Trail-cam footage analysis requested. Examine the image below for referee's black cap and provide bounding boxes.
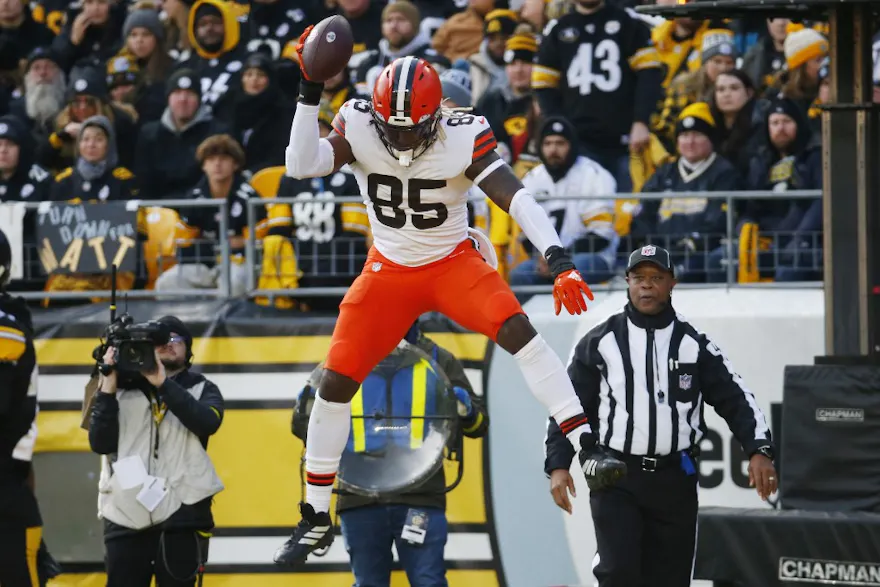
[626,244,675,277]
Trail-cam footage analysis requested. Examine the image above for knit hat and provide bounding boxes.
[0,115,27,146]
[540,116,577,144]
[26,46,61,71]
[68,67,107,101]
[123,9,165,42]
[767,95,802,123]
[701,29,736,62]
[166,68,201,100]
[504,28,538,64]
[784,29,829,70]
[243,51,276,84]
[484,9,519,37]
[194,2,222,24]
[157,315,193,364]
[106,54,142,89]
[676,102,716,141]
[440,67,472,108]
[382,1,420,31]
[79,115,118,170]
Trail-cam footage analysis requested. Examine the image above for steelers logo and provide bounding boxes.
[178,76,192,89]
[0,123,8,135]
[326,31,336,43]
[74,78,88,92]
[410,515,424,527]
[683,117,695,128]
[552,122,564,133]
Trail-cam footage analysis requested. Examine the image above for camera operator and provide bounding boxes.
[88,316,224,587]
[0,227,44,587]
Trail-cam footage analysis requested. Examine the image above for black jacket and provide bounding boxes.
[89,369,224,540]
[544,302,773,475]
[744,102,822,234]
[50,4,126,73]
[230,82,294,174]
[51,165,137,203]
[134,107,229,201]
[0,295,41,529]
[631,153,743,251]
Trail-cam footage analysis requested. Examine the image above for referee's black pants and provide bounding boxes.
[0,526,41,586]
[105,528,209,587]
[590,458,698,587]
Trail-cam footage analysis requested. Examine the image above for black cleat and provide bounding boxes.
[273,503,334,566]
[578,433,627,491]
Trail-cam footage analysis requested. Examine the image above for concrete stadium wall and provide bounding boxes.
[487,288,825,587]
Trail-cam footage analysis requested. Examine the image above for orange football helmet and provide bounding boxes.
[371,56,443,161]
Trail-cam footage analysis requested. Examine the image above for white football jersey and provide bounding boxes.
[522,155,620,267]
[333,98,498,266]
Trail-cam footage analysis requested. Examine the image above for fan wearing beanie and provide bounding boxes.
[355,1,450,95]
[652,29,736,152]
[632,102,743,283]
[764,28,829,114]
[477,25,538,163]
[178,0,248,118]
[508,116,619,288]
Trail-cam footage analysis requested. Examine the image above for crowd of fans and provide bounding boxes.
[0,0,845,306]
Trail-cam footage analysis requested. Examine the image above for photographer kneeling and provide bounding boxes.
[88,316,224,587]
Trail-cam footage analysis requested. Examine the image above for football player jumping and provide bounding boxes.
[275,26,601,566]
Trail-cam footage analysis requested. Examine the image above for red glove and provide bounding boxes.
[553,269,594,316]
[294,25,314,80]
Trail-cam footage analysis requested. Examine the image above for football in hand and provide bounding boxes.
[300,15,354,83]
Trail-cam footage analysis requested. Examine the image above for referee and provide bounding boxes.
[544,244,777,587]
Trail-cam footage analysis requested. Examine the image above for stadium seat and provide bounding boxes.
[249,166,293,241]
[250,166,299,309]
[142,207,199,290]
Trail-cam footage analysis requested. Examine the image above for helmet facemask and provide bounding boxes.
[370,104,441,166]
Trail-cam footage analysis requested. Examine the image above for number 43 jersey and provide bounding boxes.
[533,6,659,150]
[333,98,498,267]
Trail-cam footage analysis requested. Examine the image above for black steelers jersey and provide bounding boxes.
[533,5,663,151]
[277,167,369,279]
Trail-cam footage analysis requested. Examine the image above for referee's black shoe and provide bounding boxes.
[578,433,627,491]
[273,503,334,566]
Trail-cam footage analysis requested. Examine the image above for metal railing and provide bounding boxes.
[8,189,823,302]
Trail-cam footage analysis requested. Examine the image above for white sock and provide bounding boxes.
[514,335,592,450]
[304,391,352,514]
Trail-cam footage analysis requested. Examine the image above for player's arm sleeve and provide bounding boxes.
[467,145,564,256]
[285,103,337,179]
[628,21,665,125]
[545,330,605,475]
[532,19,564,116]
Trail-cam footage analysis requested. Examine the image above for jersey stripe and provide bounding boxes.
[331,112,346,136]
[472,128,498,163]
[531,65,561,89]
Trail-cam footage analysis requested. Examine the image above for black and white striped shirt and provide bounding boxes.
[545,303,771,471]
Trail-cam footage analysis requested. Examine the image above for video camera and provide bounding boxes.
[90,264,170,378]
[93,314,170,375]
